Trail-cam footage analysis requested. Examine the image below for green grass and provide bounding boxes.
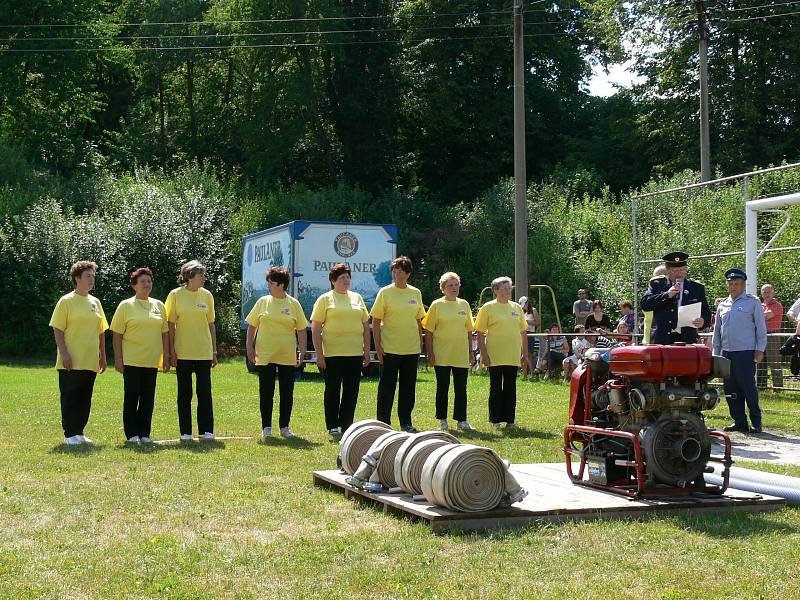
[1,360,800,599]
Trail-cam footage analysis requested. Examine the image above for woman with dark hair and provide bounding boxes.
[371,255,426,433]
[475,276,529,431]
[585,300,613,331]
[165,260,218,441]
[246,266,308,439]
[311,263,371,436]
[50,260,108,445]
[110,267,170,444]
[618,299,635,332]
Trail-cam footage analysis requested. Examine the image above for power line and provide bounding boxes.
[0,8,556,31]
[716,8,800,22]
[0,32,580,54]
[714,0,800,13]
[0,21,569,45]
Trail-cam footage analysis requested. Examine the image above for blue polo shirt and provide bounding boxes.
[712,293,767,354]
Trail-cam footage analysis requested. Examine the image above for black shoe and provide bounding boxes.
[748,426,763,434]
[723,423,747,432]
[401,424,418,434]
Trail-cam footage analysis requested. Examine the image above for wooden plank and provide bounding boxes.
[312,463,785,532]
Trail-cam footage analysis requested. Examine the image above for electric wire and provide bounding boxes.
[0,32,581,54]
[0,7,555,31]
[0,21,567,45]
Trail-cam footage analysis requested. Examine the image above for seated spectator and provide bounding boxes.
[585,328,615,349]
[612,321,633,344]
[585,300,612,331]
[536,323,569,378]
[618,300,635,332]
[562,325,588,379]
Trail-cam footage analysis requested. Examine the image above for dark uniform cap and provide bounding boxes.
[662,251,689,267]
[724,268,747,281]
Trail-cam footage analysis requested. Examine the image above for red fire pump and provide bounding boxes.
[564,343,733,498]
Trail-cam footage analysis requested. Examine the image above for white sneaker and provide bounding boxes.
[492,423,503,432]
[79,435,93,444]
[280,427,294,439]
[262,427,272,438]
[505,422,517,430]
[127,436,140,443]
[439,419,449,431]
[200,432,215,441]
[64,435,82,445]
[329,427,340,435]
[140,437,152,444]
[457,421,474,431]
[180,434,194,442]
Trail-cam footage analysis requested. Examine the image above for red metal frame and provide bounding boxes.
[563,352,733,498]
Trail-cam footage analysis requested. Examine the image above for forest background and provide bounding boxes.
[2,0,800,357]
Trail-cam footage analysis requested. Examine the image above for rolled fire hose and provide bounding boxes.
[706,464,800,506]
[394,431,459,494]
[399,439,454,495]
[338,419,393,475]
[420,444,528,512]
[346,430,409,489]
[375,432,412,488]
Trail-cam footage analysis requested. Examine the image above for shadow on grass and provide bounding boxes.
[503,426,558,440]
[258,436,322,450]
[154,440,228,453]
[673,511,799,538]
[49,443,106,455]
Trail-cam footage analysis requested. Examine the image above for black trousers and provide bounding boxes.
[323,356,362,431]
[434,366,468,421]
[122,366,158,439]
[488,365,518,424]
[257,363,296,429]
[58,369,97,438]
[376,353,418,427]
[176,359,214,435]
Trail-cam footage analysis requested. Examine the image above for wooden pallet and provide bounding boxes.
[313,462,785,533]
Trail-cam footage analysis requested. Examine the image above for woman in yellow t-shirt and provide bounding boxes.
[165,260,218,441]
[110,268,170,444]
[423,272,475,432]
[246,266,308,440]
[370,256,425,433]
[474,276,529,431]
[311,263,371,436]
[49,260,109,446]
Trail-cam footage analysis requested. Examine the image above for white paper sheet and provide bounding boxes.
[675,301,702,330]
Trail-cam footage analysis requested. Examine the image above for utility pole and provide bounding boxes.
[513,0,529,300]
[697,0,711,182]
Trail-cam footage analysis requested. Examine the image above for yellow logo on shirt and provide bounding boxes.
[197,303,208,309]
[511,311,519,317]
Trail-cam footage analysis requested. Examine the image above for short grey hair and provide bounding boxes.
[439,271,461,291]
[490,276,513,291]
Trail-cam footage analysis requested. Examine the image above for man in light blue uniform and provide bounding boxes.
[712,268,767,433]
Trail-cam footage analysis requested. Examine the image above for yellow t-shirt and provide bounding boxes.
[474,300,527,367]
[246,294,308,366]
[165,287,215,360]
[49,291,109,371]
[310,290,369,357]
[110,296,169,369]
[422,297,475,368]
[370,284,425,355]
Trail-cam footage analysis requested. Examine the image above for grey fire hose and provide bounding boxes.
[346,430,410,490]
[376,432,413,488]
[338,420,393,475]
[394,431,459,494]
[420,444,528,512]
[707,464,800,506]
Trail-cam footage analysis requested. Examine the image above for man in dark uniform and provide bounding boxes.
[640,251,711,345]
